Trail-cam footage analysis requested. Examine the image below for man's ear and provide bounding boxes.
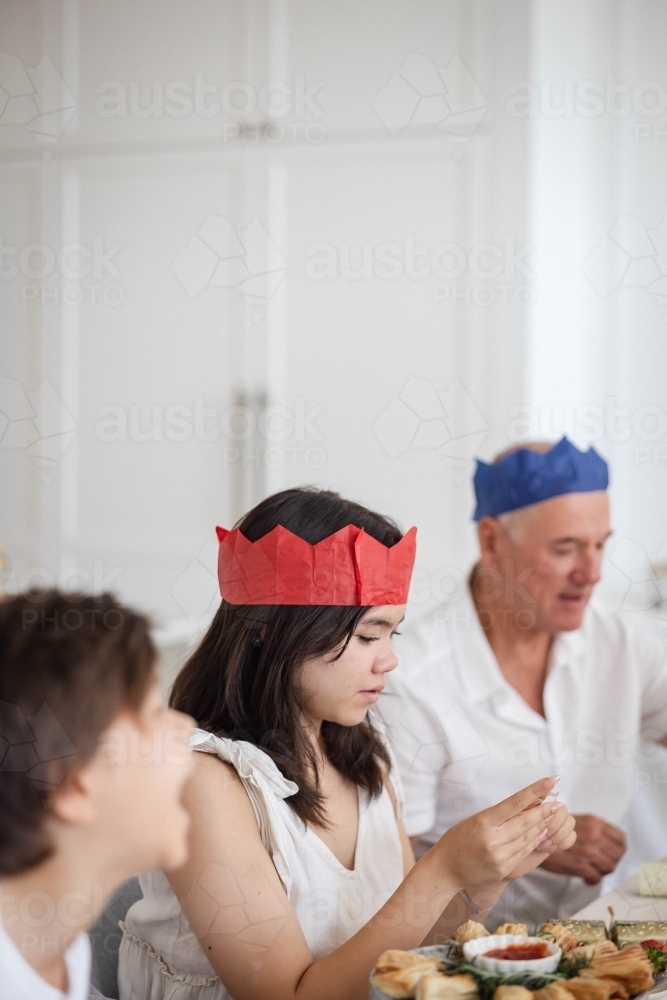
[477,516,502,566]
[50,760,98,827]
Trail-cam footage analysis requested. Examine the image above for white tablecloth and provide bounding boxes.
[574,863,667,922]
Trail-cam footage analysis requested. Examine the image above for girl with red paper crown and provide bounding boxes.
[118,488,575,1000]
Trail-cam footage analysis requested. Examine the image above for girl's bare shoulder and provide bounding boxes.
[186,748,253,815]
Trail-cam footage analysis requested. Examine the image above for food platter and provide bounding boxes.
[370,919,665,1000]
[370,944,459,1000]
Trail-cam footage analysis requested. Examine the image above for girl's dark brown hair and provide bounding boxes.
[170,487,405,827]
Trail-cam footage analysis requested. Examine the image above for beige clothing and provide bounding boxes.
[119,720,404,1000]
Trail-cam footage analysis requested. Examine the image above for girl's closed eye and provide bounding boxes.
[357,630,402,644]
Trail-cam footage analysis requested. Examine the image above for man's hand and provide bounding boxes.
[539,814,626,884]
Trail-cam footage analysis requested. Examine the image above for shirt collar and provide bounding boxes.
[550,616,588,665]
[452,576,589,706]
[451,583,508,704]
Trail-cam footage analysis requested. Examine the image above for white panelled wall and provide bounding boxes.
[2,0,667,883]
[0,0,536,626]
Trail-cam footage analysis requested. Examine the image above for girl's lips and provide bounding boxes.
[359,689,382,703]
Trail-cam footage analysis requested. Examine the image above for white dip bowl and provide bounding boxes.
[462,935,562,974]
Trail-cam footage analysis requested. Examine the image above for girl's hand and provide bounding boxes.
[435,777,562,889]
[505,801,577,879]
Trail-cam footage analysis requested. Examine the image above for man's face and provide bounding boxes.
[478,491,611,632]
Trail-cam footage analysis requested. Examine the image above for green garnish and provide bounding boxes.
[642,945,667,975]
[557,953,592,977]
[453,962,581,1000]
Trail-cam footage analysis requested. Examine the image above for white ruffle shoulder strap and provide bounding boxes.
[189,728,298,892]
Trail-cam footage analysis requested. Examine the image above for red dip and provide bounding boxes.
[483,943,550,961]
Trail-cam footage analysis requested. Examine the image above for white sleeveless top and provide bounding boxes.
[118,719,405,1000]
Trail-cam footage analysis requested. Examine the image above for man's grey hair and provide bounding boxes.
[497,506,538,543]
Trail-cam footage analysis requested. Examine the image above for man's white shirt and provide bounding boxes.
[380,583,667,928]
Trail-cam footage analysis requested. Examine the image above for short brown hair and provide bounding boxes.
[0,590,156,876]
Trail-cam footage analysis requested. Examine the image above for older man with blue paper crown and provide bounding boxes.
[381,437,667,927]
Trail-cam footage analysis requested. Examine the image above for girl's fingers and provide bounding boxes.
[550,822,577,853]
[559,830,577,852]
[475,778,574,879]
[496,800,556,845]
[503,826,551,872]
[487,778,558,825]
[544,803,569,836]
[547,810,576,845]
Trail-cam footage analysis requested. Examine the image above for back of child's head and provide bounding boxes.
[0,589,156,877]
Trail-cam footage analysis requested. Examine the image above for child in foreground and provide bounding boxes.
[0,590,194,1000]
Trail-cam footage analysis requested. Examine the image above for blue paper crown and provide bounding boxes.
[473,436,609,521]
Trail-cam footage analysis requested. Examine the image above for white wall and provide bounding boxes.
[1,0,667,626]
[0,0,535,627]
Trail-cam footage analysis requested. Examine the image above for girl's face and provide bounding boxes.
[296,605,405,729]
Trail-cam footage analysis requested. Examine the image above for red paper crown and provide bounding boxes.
[215,523,417,605]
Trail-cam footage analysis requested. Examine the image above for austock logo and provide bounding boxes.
[373,377,488,482]
[0,235,125,307]
[602,536,665,618]
[0,53,76,142]
[380,687,488,793]
[183,862,286,969]
[171,539,219,622]
[583,214,667,307]
[0,702,75,790]
[0,376,76,482]
[373,54,488,140]
[171,216,287,302]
